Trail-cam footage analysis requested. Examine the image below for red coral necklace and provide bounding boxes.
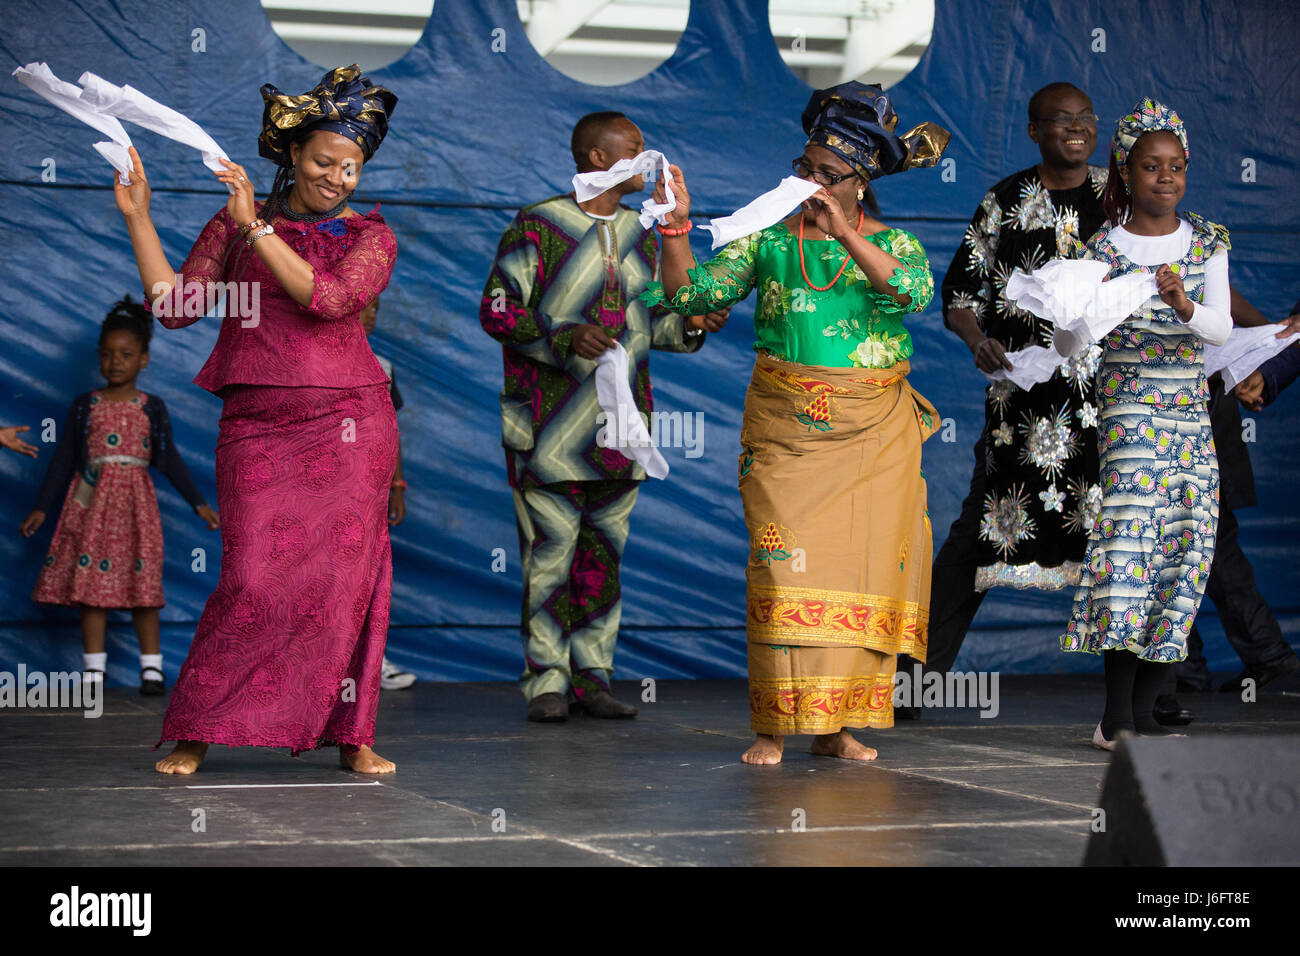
[799,209,864,291]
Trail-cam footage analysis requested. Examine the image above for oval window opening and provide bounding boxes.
[518,0,688,86]
[769,0,935,89]
[261,0,435,72]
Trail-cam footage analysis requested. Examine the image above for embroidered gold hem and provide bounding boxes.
[749,673,896,734]
[747,583,928,657]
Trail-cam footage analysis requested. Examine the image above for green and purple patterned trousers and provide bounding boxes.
[513,479,640,701]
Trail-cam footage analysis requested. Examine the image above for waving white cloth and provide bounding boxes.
[77,71,229,176]
[992,259,1159,389]
[573,149,676,229]
[985,345,1069,390]
[1204,324,1300,391]
[1005,259,1157,345]
[593,342,669,479]
[13,62,134,184]
[701,176,821,249]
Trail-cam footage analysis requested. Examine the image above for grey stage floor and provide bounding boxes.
[2,676,1297,866]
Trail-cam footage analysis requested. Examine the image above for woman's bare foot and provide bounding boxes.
[810,730,877,761]
[741,734,784,765]
[339,744,396,774]
[155,740,208,774]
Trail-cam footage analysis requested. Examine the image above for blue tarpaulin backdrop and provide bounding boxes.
[2,0,1297,686]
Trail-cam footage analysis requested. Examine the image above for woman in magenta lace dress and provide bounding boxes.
[114,65,401,774]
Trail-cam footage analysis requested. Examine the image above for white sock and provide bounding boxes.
[140,653,163,676]
[83,652,107,673]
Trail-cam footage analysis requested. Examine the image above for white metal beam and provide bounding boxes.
[839,5,934,82]
[524,0,614,56]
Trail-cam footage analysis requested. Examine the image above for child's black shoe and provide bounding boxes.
[140,666,166,697]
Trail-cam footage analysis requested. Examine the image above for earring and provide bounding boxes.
[857,188,864,200]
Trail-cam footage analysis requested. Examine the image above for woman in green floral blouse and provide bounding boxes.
[649,171,934,369]
[643,82,950,765]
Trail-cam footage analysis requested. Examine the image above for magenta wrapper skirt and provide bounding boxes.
[159,383,397,753]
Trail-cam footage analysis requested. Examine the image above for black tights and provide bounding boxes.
[1101,650,1173,738]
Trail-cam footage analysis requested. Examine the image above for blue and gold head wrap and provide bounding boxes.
[259,64,397,167]
[1112,97,1189,167]
[801,82,950,181]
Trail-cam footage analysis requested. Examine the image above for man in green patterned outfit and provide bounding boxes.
[479,112,726,722]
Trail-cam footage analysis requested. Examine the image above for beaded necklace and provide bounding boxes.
[798,209,864,291]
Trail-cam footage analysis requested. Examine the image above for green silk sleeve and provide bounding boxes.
[639,233,758,315]
[880,230,934,314]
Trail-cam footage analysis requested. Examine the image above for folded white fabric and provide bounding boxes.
[1204,323,1300,391]
[987,259,1158,390]
[985,344,1069,390]
[700,176,821,249]
[572,149,676,229]
[77,71,229,176]
[1005,258,1157,346]
[13,62,134,184]
[593,342,669,479]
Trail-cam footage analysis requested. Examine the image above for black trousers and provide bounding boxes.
[1176,501,1298,689]
[918,425,989,675]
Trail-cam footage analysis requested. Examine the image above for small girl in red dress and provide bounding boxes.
[20,297,220,694]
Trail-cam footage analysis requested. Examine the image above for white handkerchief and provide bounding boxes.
[1204,324,1300,391]
[985,344,1069,390]
[593,342,669,479]
[701,176,821,249]
[572,149,676,229]
[13,62,134,184]
[1005,259,1156,344]
[77,71,229,177]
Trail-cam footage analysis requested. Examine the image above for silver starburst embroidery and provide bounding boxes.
[963,224,993,277]
[987,379,1017,415]
[963,195,1002,277]
[1054,206,1080,257]
[1061,343,1102,395]
[1064,476,1105,533]
[992,421,1014,446]
[1019,246,1047,272]
[947,291,984,321]
[1076,402,1099,428]
[992,260,1036,325]
[980,484,1038,559]
[1007,180,1055,232]
[1038,483,1065,513]
[1017,405,1080,480]
[1088,165,1108,199]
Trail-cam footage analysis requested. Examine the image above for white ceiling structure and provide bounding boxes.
[261,0,933,88]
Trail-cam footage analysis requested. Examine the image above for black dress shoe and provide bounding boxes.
[140,667,166,697]
[1219,656,1300,694]
[1153,694,1194,726]
[527,692,567,722]
[574,689,638,718]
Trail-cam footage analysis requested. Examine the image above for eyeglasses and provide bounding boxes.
[1034,112,1100,128]
[791,158,857,186]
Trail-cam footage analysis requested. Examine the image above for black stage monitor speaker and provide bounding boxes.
[1085,735,1300,866]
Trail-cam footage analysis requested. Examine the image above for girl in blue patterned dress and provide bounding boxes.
[1060,100,1231,749]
